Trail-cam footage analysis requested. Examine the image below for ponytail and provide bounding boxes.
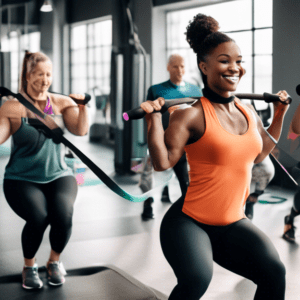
[19,51,51,93]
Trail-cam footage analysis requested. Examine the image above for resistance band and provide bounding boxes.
[123,92,297,187]
[0,87,172,202]
[258,196,287,204]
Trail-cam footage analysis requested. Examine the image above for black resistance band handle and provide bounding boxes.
[0,86,141,201]
[123,97,199,121]
[123,92,292,121]
[72,93,91,105]
[49,91,91,105]
[234,93,292,104]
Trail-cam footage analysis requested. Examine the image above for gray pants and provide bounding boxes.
[251,155,275,192]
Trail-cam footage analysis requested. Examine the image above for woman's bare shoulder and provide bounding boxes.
[0,98,26,118]
[169,99,204,129]
[49,92,73,104]
[171,99,203,120]
[48,93,76,113]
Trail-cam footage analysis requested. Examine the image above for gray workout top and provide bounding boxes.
[4,116,73,183]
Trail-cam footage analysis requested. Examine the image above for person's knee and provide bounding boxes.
[50,205,74,230]
[28,212,49,229]
[54,213,73,231]
[271,259,286,280]
[256,258,286,285]
[177,271,212,299]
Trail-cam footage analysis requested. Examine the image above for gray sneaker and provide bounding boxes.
[47,261,66,286]
[22,263,43,289]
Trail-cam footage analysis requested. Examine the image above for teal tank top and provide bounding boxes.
[4,97,73,183]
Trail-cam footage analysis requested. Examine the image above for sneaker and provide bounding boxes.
[282,215,296,243]
[141,197,154,220]
[47,261,67,286]
[22,263,43,289]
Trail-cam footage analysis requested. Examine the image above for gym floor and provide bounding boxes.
[0,132,300,299]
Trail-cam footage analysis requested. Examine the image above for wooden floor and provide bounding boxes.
[0,134,300,299]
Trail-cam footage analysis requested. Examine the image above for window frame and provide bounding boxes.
[69,15,112,96]
[165,0,273,95]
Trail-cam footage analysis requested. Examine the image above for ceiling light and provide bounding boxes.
[40,0,53,12]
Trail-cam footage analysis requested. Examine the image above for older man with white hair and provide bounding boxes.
[140,54,202,219]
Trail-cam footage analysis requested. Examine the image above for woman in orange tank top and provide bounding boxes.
[141,14,290,300]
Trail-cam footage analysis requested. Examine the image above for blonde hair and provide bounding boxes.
[19,50,51,93]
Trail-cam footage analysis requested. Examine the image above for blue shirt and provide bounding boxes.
[146,80,202,129]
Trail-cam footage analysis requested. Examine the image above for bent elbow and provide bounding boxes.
[154,166,165,172]
[79,130,88,136]
[254,155,264,164]
[75,126,89,136]
[254,158,261,164]
[153,163,171,172]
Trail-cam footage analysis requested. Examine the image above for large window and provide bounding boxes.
[1,31,40,93]
[166,0,273,108]
[70,18,112,95]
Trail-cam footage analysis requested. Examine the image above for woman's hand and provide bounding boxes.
[69,93,85,100]
[69,93,85,108]
[273,90,290,114]
[254,90,290,164]
[141,97,165,121]
[57,93,89,136]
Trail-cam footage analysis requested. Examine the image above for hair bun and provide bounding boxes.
[186,14,220,54]
[25,50,32,57]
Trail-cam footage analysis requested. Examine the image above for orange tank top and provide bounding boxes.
[182,97,263,226]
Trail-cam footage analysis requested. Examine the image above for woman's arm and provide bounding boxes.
[0,101,13,144]
[287,108,300,155]
[55,94,89,136]
[249,90,290,164]
[290,103,300,135]
[0,114,11,145]
[143,98,197,171]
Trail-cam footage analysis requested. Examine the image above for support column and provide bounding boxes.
[111,0,152,174]
[40,0,67,93]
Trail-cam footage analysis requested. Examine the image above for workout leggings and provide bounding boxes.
[251,155,275,192]
[160,197,286,300]
[3,176,78,259]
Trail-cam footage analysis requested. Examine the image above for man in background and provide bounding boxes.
[140,54,202,219]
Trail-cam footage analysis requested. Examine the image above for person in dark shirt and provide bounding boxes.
[140,54,202,219]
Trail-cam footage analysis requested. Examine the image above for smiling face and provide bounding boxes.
[167,55,185,85]
[26,61,52,94]
[199,41,245,98]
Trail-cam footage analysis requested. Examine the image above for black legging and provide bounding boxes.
[3,176,78,259]
[160,197,286,300]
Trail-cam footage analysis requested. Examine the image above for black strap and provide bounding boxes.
[12,91,151,202]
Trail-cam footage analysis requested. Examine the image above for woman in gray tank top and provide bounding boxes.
[0,51,89,289]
